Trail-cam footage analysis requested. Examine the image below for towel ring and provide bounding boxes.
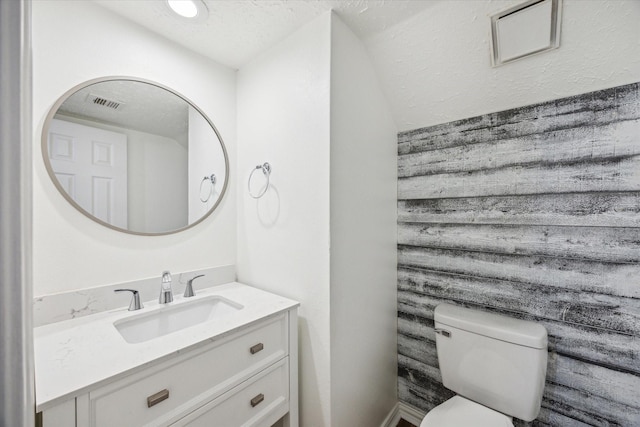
[248,162,271,199]
[200,174,216,203]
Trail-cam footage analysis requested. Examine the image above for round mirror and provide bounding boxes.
[42,77,229,235]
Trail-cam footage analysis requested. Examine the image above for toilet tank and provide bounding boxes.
[434,304,548,422]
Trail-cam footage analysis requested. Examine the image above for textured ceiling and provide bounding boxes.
[56,79,189,144]
[93,0,437,69]
[90,1,640,131]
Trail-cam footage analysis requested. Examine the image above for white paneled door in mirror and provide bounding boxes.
[48,119,128,229]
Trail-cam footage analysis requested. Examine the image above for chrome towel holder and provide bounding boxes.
[199,174,216,203]
[248,162,271,199]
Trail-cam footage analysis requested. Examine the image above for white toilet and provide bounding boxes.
[420,304,548,427]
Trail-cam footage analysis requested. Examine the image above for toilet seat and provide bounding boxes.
[420,396,514,427]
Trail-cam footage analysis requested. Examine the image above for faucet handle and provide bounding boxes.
[184,274,204,298]
[115,289,144,311]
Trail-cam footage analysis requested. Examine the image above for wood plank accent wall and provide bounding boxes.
[397,82,640,427]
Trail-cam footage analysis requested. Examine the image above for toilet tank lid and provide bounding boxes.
[434,304,547,349]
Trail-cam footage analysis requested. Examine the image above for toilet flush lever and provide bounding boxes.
[435,328,451,338]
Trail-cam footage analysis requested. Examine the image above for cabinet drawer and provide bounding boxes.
[172,357,289,427]
[90,314,287,427]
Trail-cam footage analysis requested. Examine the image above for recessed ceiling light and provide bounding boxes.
[166,0,208,20]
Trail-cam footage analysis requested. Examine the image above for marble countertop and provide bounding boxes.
[34,282,299,412]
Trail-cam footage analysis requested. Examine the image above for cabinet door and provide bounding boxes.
[40,399,75,427]
[173,357,289,427]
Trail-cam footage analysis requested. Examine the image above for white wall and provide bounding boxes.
[32,1,236,296]
[329,14,398,426]
[131,130,188,232]
[238,12,398,426]
[237,13,332,427]
[365,0,640,131]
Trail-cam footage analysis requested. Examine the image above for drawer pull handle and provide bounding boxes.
[147,389,169,408]
[250,343,264,354]
[251,393,264,407]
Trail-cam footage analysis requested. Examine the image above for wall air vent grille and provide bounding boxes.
[86,94,124,110]
[490,0,562,67]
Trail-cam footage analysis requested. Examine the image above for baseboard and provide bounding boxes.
[381,402,426,427]
[398,402,426,425]
[380,403,401,427]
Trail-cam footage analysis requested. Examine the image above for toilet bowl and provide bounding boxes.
[420,396,513,427]
[419,304,548,426]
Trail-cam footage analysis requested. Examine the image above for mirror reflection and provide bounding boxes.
[42,78,228,235]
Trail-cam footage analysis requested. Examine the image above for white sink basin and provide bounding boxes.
[114,296,243,344]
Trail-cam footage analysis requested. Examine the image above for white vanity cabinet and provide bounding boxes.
[36,284,299,427]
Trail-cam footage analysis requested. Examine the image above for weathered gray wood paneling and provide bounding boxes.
[398,83,639,147]
[399,156,640,200]
[397,82,640,426]
[542,382,640,427]
[399,267,640,334]
[398,246,640,299]
[398,120,640,179]
[398,223,640,263]
[398,193,640,227]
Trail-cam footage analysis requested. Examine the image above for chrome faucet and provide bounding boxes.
[159,271,174,304]
[184,274,204,298]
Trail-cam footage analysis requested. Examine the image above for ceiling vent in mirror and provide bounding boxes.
[86,94,124,110]
[490,0,562,67]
